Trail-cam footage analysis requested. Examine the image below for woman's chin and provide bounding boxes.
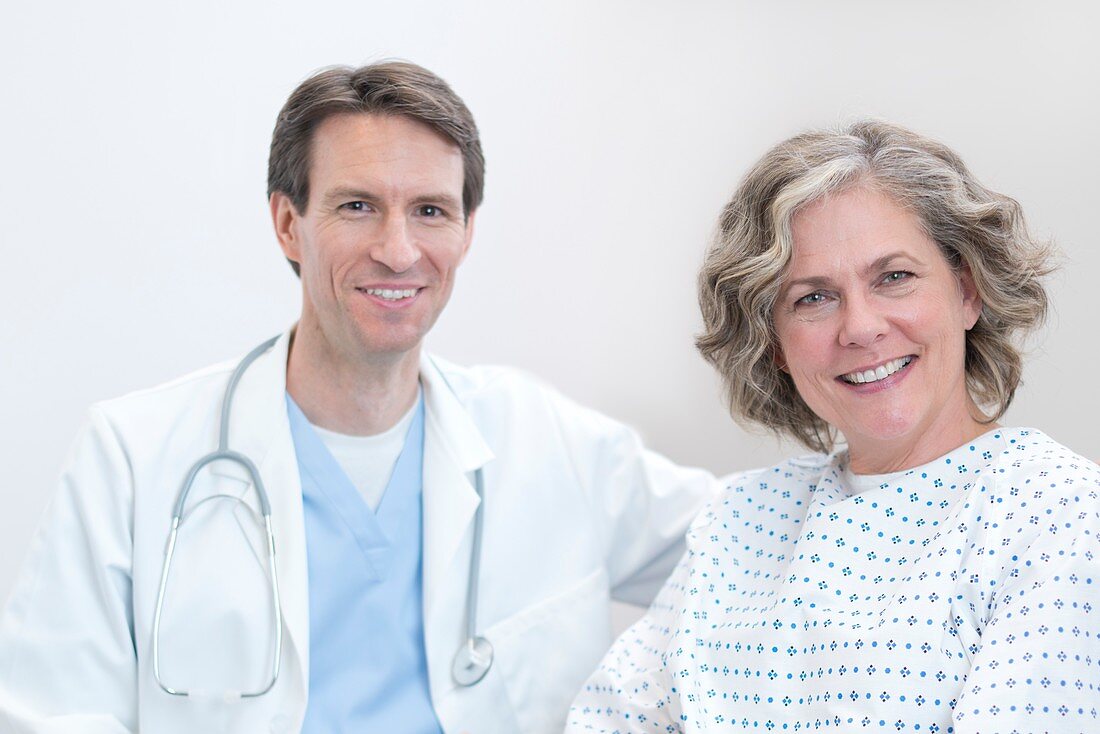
[842,415,932,466]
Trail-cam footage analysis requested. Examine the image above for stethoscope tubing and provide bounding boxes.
[152,336,283,699]
[152,336,490,700]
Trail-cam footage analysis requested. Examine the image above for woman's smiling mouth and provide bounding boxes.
[839,355,914,385]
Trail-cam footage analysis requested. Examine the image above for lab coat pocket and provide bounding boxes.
[488,567,611,734]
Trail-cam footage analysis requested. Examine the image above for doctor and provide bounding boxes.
[0,62,715,733]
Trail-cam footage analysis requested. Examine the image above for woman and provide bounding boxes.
[567,121,1099,733]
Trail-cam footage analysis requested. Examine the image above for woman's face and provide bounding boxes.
[773,186,985,473]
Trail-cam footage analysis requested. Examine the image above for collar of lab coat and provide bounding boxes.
[211,329,496,697]
[418,352,495,616]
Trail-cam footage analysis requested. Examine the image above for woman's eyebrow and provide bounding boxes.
[861,251,924,276]
[779,251,928,300]
[781,275,833,299]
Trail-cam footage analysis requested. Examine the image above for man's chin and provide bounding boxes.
[352,331,426,363]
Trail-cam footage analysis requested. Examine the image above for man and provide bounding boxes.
[0,62,714,733]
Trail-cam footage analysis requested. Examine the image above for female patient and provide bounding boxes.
[567,121,1099,733]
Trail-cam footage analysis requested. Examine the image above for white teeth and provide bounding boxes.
[842,356,912,385]
[363,288,417,300]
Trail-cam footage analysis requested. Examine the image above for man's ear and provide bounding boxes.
[957,263,983,330]
[458,208,477,265]
[270,192,303,265]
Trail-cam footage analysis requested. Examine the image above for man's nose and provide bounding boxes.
[370,215,422,273]
[838,293,889,348]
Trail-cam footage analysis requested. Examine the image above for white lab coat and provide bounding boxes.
[0,331,715,734]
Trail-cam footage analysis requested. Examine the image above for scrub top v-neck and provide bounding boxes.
[287,394,443,734]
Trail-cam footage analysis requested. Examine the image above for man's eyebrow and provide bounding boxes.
[410,192,462,210]
[322,187,378,204]
[320,188,462,211]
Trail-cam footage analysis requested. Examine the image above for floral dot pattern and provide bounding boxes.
[567,429,1100,734]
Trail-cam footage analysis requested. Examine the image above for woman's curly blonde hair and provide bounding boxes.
[697,120,1055,453]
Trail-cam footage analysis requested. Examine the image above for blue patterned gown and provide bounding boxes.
[568,429,1100,734]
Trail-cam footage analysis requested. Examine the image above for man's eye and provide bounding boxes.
[419,205,444,217]
[341,201,369,212]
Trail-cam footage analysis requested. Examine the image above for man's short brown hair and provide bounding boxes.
[267,61,484,274]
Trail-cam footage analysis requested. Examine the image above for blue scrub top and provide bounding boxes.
[287,395,443,734]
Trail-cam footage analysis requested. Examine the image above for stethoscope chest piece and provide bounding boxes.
[451,636,493,686]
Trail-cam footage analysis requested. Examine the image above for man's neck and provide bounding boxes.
[285,328,421,436]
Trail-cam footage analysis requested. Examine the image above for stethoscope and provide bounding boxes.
[152,336,493,700]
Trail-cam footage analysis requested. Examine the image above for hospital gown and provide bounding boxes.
[567,428,1100,733]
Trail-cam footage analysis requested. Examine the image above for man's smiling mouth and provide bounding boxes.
[358,287,419,301]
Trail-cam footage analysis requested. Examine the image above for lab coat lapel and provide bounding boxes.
[200,344,493,713]
[419,354,494,621]
[209,331,310,704]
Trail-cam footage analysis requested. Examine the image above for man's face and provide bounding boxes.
[272,113,473,363]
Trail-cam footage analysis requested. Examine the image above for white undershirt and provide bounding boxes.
[307,390,420,512]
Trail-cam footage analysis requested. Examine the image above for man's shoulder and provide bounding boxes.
[84,356,246,452]
[425,354,571,407]
[424,354,633,440]
[94,358,236,416]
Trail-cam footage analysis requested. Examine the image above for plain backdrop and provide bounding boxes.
[2,1,1097,633]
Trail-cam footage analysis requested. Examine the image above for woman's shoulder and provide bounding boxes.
[692,453,832,532]
[719,453,834,487]
[981,427,1100,545]
[987,427,1100,485]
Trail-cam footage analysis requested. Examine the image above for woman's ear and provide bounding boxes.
[773,346,789,374]
[957,264,983,330]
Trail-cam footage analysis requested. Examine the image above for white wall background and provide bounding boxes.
[2,1,1097,623]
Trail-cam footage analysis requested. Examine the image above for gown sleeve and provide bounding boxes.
[566,547,692,733]
[952,451,1100,732]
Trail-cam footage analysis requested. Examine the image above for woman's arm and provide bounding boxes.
[566,546,694,733]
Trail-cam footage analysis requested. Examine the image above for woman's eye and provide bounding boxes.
[882,271,913,284]
[795,292,827,307]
